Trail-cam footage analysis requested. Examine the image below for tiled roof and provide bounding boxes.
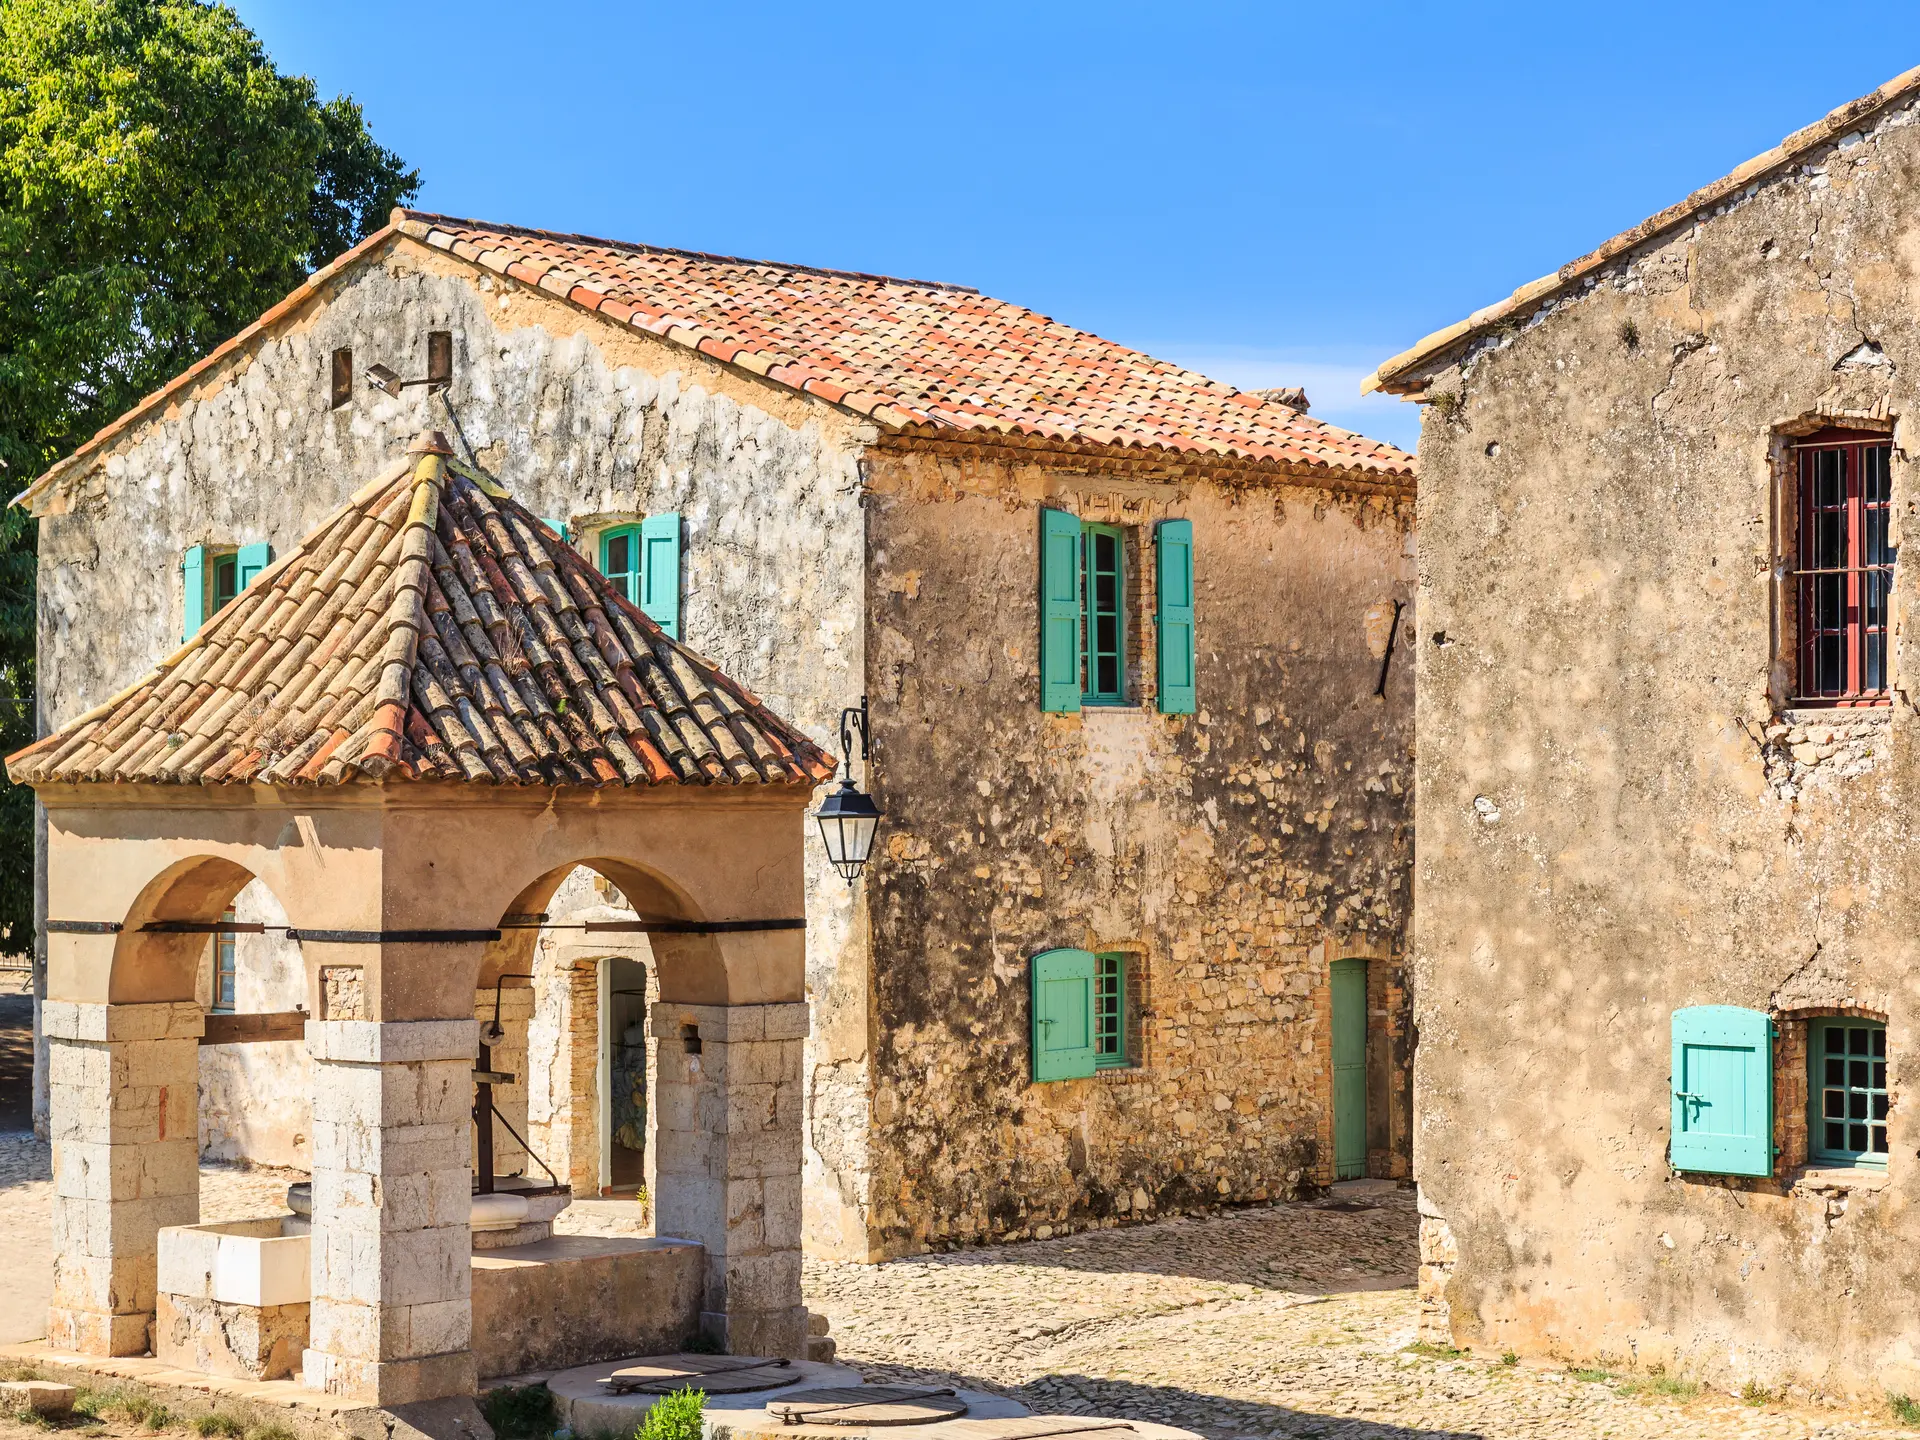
[7,432,835,790]
[1366,63,1920,396]
[395,211,1414,482]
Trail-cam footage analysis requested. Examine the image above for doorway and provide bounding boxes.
[600,955,649,1194]
[1330,957,1368,1180]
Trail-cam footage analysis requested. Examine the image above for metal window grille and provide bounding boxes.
[1080,524,1126,703]
[212,908,237,1014]
[1795,431,1894,705]
[1094,952,1128,1068]
[1810,1019,1888,1167]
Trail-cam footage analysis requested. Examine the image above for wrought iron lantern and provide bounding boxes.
[813,697,883,882]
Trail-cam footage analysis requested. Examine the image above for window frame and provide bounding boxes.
[1807,1016,1889,1169]
[211,908,237,1015]
[1793,428,1895,707]
[599,523,642,605]
[1079,521,1129,706]
[1093,952,1133,1069]
[211,552,240,616]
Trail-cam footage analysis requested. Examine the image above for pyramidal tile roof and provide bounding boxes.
[395,212,1414,483]
[7,432,836,790]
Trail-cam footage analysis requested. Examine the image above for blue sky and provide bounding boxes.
[236,2,1920,452]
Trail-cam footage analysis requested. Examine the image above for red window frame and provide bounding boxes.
[1794,428,1895,706]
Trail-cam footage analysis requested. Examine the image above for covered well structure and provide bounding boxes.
[9,431,833,1404]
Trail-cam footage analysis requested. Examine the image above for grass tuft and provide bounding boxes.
[636,1388,704,1440]
[1890,1392,1920,1427]
[247,1424,297,1440]
[1402,1341,1462,1360]
[1569,1367,1613,1384]
[192,1414,246,1438]
[1499,1351,1518,1367]
[1740,1381,1775,1407]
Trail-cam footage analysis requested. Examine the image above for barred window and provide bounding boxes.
[1795,430,1894,705]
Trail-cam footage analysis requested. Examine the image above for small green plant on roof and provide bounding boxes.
[192,1413,246,1438]
[637,1388,705,1440]
[479,1384,559,1440]
[1740,1380,1775,1407]
[1890,1392,1920,1427]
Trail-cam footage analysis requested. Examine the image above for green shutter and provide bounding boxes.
[182,545,207,640]
[542,516,570,544]
[1155,518,1195,714]
[235,541,271,592]
[1671,1005,1773,1177]
[1032,948,1097,1082]
[1039,509,1082,713]
[640,512,682,639]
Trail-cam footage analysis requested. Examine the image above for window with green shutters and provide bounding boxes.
[183,541,272,639]
[1670,1005,1774,1178]
[1031,948,1097,1081]
[1041,509,1194,714]
[1809,1018,1888,1167]
[598,515,683,639]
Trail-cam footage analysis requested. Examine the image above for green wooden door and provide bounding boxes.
[1331,958,1368,1180]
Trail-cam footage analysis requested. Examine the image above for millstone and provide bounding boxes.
[911,1421,1143,1440]
[600,1354,797,1395]
[768,1387,967,1426]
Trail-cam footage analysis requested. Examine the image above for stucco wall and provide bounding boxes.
[31,236,867,1188]
[856,446,1415,1256]
[1410,93,1920,1398]
[197,879,307,1169]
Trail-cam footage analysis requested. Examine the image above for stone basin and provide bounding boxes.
[156,1217,309,1307]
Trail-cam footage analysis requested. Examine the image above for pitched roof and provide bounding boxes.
[13,213,1414,508]
[1366,64,1920,396]
[397,211,1413,481]
[7,432,836,790]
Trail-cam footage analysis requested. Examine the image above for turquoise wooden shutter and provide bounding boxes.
[640,513,681,639]
[542,516,570,544]
[182,545,206,640]
[1039,509,1082,713]
[1155,518,1195,714]
[1671,1005,1773,1177]
[235,542,271,592]
[1031,948,1097,1082]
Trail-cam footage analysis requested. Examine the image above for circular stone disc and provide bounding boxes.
[769,1387,968,1427]
[912,1420,1196,1440]
[602,1354,798,1395]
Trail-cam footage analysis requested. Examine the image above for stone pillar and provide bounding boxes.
[652,1001,807,1359]
[43,999,203,1356]
[303,1019,476,1404]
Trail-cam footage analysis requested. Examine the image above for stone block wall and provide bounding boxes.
[849,449,1415,1256]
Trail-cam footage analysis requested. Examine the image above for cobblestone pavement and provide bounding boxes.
[799,1188,1919,1440]
[3,1141,1917,1438]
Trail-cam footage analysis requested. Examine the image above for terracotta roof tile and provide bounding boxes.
[393,212,1412,481]
[7,433,836,791]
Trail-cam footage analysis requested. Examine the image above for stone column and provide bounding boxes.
[651,1001,807,1359]
[303,1019,476,1404]
[43,1000,203,1356]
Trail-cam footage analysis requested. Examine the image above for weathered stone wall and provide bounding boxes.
[1409,92,1920,1399]
[856,447,1414,1256]
[31,235,869,1209]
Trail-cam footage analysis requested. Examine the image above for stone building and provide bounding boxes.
[1368,63,1920,1398]
[23,208,1417,1265]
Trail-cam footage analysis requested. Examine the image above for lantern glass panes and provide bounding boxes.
[814,778,882,881]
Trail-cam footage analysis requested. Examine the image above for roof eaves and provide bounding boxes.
[13,222,402,512]
[1365,62,1920,397]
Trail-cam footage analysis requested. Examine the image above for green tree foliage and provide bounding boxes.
[0,0,416,954]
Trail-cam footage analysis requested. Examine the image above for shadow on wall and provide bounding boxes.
[840,1362,1484,1440]
[881,1197,1418,1293]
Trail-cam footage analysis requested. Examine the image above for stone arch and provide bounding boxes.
[110,854,286,1004]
